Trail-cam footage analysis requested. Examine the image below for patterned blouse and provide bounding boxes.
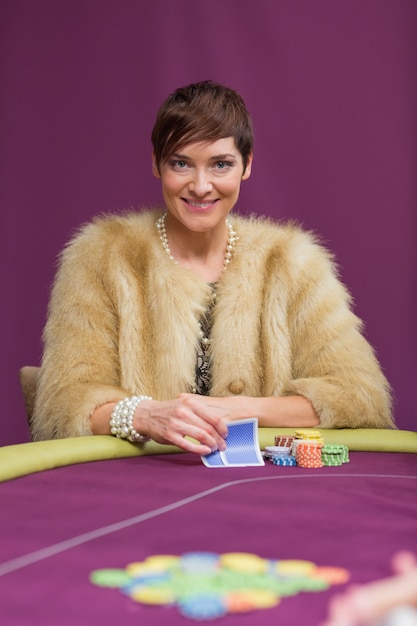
[194,284,217,395]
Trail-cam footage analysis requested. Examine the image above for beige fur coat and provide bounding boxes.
[32,210,394,439]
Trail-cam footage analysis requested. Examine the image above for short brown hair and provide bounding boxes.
[151,80,254,172]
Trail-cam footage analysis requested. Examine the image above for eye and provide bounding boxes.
[214,160,234,171]
[169,159,189,170]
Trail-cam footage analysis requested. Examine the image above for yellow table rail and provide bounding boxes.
[0,428,416,483]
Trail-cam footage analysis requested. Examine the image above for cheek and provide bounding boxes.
[160,174,181,195]
[221,176,242,197]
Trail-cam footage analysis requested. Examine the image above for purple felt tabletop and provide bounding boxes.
[1,451,416,625]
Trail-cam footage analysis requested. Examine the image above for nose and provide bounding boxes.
[189,169,213,196]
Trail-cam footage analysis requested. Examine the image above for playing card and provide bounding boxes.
[202,418,265,468]
[223,418,265,466]
[201,448,224,467]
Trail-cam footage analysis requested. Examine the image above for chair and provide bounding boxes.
[19,366,40,424]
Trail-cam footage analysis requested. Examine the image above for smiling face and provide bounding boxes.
[152,137,252,234]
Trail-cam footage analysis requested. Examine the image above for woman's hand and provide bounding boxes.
[90,395,230,456]
[91,392,318,455]
[135,395,230,455]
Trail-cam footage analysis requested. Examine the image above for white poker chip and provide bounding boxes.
[265,446,291,454]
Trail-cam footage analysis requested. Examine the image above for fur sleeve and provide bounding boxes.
[279,229,394,428]
[31,219,130,440]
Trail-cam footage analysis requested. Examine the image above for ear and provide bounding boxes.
[152,152,160,178]
[241,152,253,181]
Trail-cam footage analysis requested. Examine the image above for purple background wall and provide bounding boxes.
[1,0,416,445]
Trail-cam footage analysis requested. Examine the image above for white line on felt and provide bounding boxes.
[0,473,415,577]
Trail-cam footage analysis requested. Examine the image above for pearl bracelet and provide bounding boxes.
[109,395,152,443]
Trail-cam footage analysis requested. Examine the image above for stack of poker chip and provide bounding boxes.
[264,446,297,466]
[267,431,349,469]
[295,441,324,468]
[321,444,349,466]
[291,430,325,469]
[291,430,324,455]
[274,435,295,448]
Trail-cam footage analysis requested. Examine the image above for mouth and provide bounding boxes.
[182,198,219,209]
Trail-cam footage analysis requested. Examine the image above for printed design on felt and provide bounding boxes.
[90,551,350,620]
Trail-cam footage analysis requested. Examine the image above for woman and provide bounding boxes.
[31,80,394,454]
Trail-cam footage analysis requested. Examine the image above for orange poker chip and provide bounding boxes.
[297,461,323,469]
[296,443,323,468]
[297,464,323,468]
[226,590,280,612]
[311,566,351,585]
[226,592,257,612]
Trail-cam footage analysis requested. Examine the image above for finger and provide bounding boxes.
[146,412,225,454]
[150,429,213,456]
[391,551,417,575]
[169,398,229,449]
[169,433,213,456]
[156,412,227,452]
[180,396,229,439]
[323,587,363,625]
[141,398,228,453]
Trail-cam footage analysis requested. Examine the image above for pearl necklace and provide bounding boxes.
[155,213,238,271]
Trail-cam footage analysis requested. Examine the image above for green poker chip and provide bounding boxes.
[90,568,132,588]
[322,445,344,453]
[321,443,349,465]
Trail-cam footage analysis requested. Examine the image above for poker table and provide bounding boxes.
[1,428,417,625]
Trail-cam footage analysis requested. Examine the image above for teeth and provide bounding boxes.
[188,200,212,208]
